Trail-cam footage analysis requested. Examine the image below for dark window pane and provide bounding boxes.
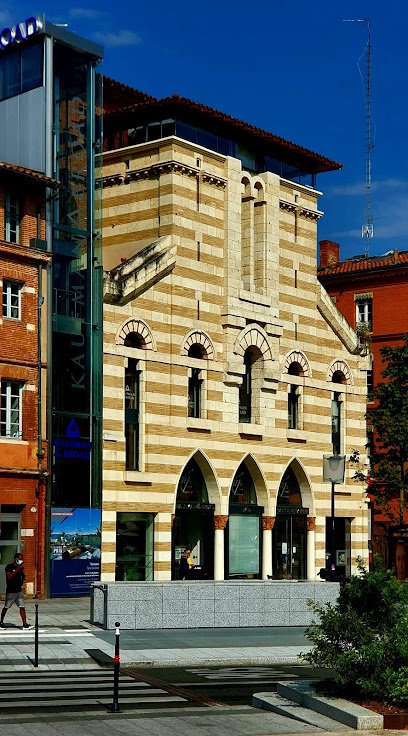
[21,43,43,93]
[0,52,20,99]
[147,122,161,141]
[197,128,217,151]
[161,119,175,137]
[217,136,232,155]
[128,126,145,145]
[175,120,197,143]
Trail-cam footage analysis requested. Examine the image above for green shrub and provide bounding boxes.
[302,556,408,705]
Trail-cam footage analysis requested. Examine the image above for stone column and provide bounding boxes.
[214,515,228,580]
[306,517,316,580]
[262,516,275,579]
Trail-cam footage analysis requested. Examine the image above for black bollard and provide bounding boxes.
[108,621,121,713]
[34,603,39,668]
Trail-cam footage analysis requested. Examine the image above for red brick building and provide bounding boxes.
[318,240,408,576]
[0,164,57,598]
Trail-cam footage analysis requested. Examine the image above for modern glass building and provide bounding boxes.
[0,15,103,595]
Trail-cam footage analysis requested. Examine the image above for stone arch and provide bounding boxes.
[229,453,270,514]
[116,318,156,350]
[174,449,221,513]
[235,325,272,361]
[274,458,314,516]
[254,180,265,200]
[181,330,216,360]
[327,359,352,385]
[241,174,252,197]
[283,350,310,377]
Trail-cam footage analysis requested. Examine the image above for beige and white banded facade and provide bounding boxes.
[101,135,369,583]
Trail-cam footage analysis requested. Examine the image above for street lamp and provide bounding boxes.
[323,454,346,581]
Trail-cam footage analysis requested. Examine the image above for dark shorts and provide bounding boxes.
[4,592,25,609]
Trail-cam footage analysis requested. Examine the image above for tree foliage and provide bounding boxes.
[353,336,408,523]
[302,556,408,703]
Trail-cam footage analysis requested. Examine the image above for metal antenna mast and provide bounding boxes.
[343,18,373,258]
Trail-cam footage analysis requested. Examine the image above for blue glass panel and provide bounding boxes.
[175,120,197,143]
[197,127,217,151]
[21,43,43,93]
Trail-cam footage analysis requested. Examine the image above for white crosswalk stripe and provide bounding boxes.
[0,670,186,710]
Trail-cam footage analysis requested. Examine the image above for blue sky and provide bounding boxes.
[6,0,408,261]
[51,508,101,535]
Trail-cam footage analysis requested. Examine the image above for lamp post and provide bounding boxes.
[323,454,346,582]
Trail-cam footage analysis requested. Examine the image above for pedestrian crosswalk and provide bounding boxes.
[0,669,187,710]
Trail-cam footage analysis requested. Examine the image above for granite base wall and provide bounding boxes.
[90,580,340,630]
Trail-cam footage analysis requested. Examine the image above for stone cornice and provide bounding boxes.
[279,199,323,220]
[103,161,227,189]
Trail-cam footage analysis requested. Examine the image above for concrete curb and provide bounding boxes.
[252,691,353,731]
[275,681,384,730]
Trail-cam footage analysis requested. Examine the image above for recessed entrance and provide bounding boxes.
[0,513,20,595]
[172,458,214,579]
[274,466,308,579]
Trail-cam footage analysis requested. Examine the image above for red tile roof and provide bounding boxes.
[103,76,157,111]
[0,162,60,187]
[103,85,341,174]
[318,250,408,277]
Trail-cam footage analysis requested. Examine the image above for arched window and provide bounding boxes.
[239,347,263,423]
[287,362,302,430]
[125,359,140,470]
[230,463,257,505]
[177,457,209,504]
[332,370,346,385]
[124,332,143,349]
[277,467,302,506]
[188,344,204,418]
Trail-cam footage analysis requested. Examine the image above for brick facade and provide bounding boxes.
[0,173,51,599]
[318,243,408,575]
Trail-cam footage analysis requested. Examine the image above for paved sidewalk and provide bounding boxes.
[0,597,312,671]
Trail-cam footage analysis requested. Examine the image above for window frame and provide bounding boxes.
[356,298,372,330]
[331,391,342,454]
[0,380,23,439]
[2,279,22,320]
[288,384,299,430]
[188,367,202,419]
[5,193,21,244]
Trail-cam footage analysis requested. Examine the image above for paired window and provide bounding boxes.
[125,359,140,471]
[5,194,21,243]
[0,380,23,438]
[2,280,21,319]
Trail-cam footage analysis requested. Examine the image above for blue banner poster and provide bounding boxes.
[50,507,101,596]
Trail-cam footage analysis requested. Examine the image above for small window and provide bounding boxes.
[2,280,22,319]
[0,42,43,101]
[5,194,21,243]
[288,385,299,429]
[1,380,23,438]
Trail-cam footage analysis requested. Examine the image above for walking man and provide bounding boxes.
[0,552,32,629]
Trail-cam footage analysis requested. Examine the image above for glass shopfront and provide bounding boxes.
[274,467,308,579]
[228,463,263,579]
[115,512,154,581]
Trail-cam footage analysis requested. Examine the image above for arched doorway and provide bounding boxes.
[274,466,309,579]
[172,457,214,579]
[227,462,264,579]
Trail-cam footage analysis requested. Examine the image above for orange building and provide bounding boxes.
[0,163,57,598]
[318,239,408,576]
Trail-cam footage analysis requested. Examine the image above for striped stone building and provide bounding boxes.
[100,82,370,583]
